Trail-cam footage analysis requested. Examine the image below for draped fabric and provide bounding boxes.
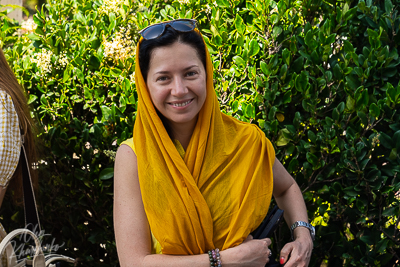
[132,29,275,255]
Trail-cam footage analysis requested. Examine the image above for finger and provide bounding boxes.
[260,237,271,246]
[280,242,294,265]
[246,235,253,241]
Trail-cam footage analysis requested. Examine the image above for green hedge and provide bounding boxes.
[1,0,399,266]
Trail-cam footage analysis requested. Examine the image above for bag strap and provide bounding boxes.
[0,228,45,267]
[20,135,41,233]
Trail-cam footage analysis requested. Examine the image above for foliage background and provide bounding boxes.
[1,0,400,266]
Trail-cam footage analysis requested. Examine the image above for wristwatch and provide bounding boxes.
[290,221,315,241]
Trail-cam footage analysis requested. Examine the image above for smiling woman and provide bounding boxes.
[113,20,313,267]
[146,42,207,148]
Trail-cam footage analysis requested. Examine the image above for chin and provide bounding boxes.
[165,114,198,126]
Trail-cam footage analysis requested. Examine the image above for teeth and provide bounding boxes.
[172,100,191,107]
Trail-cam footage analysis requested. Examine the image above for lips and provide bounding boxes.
[169,99,193,107]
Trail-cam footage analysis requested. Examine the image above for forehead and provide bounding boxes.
[148,42,203,71]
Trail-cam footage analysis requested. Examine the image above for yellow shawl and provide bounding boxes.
[132,29,275,255]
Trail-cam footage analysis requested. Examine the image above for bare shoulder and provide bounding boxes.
[114,144,138,180]
[116,144,137,162]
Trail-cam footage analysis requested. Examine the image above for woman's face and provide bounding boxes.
[146,41,207,129]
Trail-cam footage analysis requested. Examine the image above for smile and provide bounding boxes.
[170,99,193,107]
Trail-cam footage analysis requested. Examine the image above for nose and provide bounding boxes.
[171,77,188,97]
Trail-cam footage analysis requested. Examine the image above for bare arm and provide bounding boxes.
[114,145,273,267]
[272,158,313,267]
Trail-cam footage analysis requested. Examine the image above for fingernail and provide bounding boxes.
[280,257,285,264]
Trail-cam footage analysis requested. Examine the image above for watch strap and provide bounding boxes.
[290,221,315,241]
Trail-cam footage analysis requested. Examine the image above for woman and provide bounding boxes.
[114,19,313,267]
[0,46,37,265]
[0,47,37,207]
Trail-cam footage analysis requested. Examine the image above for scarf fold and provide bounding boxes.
[133,29,275,255]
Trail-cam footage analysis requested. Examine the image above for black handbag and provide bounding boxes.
[251,206,284,267]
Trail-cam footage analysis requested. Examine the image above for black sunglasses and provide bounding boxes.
[139,19,197,40]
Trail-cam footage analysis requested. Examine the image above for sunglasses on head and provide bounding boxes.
[139,19,197,40]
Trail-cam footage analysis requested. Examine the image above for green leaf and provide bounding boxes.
[268,106,277,121]
[245,104,255,118]
[379,132,393,149]
[389,148,397,160]
[63,68,70,83]
[260,61,269,76]
[376,239,389,254]
[233,55,246,68]
[276,129,291,146]
[346,75,360,90]
[356,90,369,110]
[249,39,260,57]
[101,105,111,120]
[291,57,303,73]
[99,167,114,180]
[234,14,245,35]
[308,130,316,143]
[109,12,116,31]
[304,30,317,50]
[357,111,368,125]
[343,40,354,53]
[386,84,400,103]
[343,187,358,197]
[75,68,84,84]
[385,0,393,13]
[288,158,299,172]
[295,71,308,92]
[369,103,380,118]
[306,152,319,167]
[27,94,38,105]
[216,0,230,7]
[282,48,291,66]
[213,34,222,46]
[280,64,288,80]
[382,206,396,216]
[346,96,355,111]
[333,64,342,79]
[360,235,374,245]
[89,55,101,70]
[27,33,41,41]
[326,33,336,45]
[232,100,239,112]
[367,28,379,38]
[283,91,291,104]
[272,26,282,39]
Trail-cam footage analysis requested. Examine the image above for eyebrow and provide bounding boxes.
[154,65,199,75]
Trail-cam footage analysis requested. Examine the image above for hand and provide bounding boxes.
[279,228,313,267]
[222,235,272,267]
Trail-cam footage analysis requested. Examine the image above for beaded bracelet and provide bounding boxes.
[208,248,222,267]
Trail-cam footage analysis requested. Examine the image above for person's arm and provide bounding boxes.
[272,158,313,267]
[113,145,273,267]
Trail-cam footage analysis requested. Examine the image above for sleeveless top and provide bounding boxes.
[0,90,21,187]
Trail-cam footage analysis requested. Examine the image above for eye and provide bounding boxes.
[186,71,198,77]
[156,76,169,82]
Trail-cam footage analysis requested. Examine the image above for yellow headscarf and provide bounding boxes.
[133,29,275,255]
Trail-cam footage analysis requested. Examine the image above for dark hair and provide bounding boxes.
[138,27,207,81]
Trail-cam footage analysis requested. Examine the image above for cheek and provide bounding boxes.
[148,85,165,104]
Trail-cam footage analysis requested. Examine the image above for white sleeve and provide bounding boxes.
[0,90,21,187]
